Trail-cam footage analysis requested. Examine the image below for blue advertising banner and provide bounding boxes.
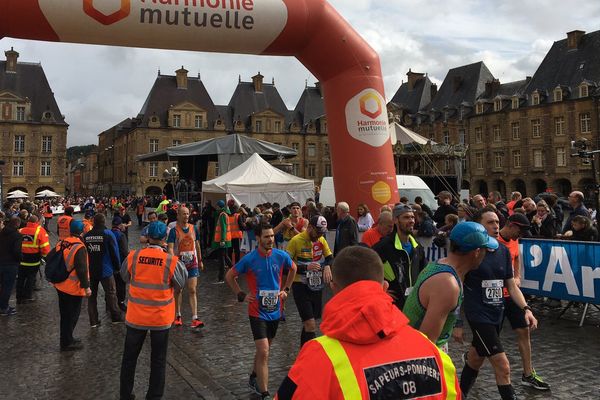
[520,238,600,305]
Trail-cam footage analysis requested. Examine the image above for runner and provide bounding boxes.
[167,206,204,328]
[403,222,498,350]
[460,207,539,400]
[286,215,333,347]
[225,223,296,400]
[274,202,307,249]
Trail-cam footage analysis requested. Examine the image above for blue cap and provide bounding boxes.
[216,200,225,208]
[147,221,167,240]
[70,220,84,235]
[449,221,499,252]
[112,216,123,226]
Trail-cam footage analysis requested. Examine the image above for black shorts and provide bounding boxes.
[502,297,528,329]
[467,320,505,357]
[249,317,279,341]
[291,282,323,322]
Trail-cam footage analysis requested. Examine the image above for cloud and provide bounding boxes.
[0,0,597,146]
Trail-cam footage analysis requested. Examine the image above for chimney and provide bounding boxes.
[175,66,188,89]
[430,83,438,99]
[567,30,585,50]
[406,69,425,90]
[485,79,501,96]
[252,72,264,92]
[5,47,19,73]
[453,76,462,92]
[315,81,324,98]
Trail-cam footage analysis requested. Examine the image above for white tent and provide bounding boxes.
[35,189,60,198]
[202,153,314,206]
[7,190,29,199]
[389,122,432,145]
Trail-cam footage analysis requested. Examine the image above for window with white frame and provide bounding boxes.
[16,106,25,121]
[324,143,329,158]
[533,149,543,168]
[555,117,565,135]
[307,143,316,157]
[556,148,567,167]
[42,136,52,153]
[194,115,203,129]
[554,88,563,102]
[172,139,182,147]
[307,164,316,178]
[494,99,502,112]
[255,120,263,133]
[532,92,540,106]
[173,114,181,128]
[149,162,158,177]
[274,120,281,133]
[493,125,501,142]
[215,162,220,176]
[580,113,591,133]
[292,142,299,152]
[476,103,484,114]
[580,84,589,98]
[475,127,482,143]
[14,135,25,152]
[493,152,503,169]
[511,122,520,140]
[149,139,159,153]
[513,150,521,168]
[512,97,519,109]
[13,160,24,176]
[292,163,300,176]
[475,152,484,169]
[459,129,466,144]
[41,160,51,176]
[531,119,541,138]
[324,163,331,176]
[443,131,449,144]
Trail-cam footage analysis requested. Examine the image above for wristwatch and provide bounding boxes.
[284,287,290,293]
[522,305,532,312]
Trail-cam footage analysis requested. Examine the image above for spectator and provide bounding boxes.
[361,211,393,248]
[531,200,557,239]
[507,191,522,215]
[562,191,590,234]
[414,195,433,218]
[564,215,598,242]
[432,191,457,227]
[471,194,487,209]
[488,191,509,226]
[0,217,23,316]
[356,203,374,232]
[333,202,358,256]
[414,209,436,237]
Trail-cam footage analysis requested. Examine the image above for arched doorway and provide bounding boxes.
[145,186,162,196]
[552,179,572,197]
[510,179,527,197]
[577,178,596,204]
[493,179,507,199]
[7,186,28,193]
[474,180,488,195]
[531,179,547,194]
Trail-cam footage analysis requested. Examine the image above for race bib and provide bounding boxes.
[305,270,324,291]
[482,279,504,306]
[258,290,279,313]
[179,250,197,269]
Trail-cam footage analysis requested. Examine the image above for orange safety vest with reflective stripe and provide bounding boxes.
[229,213,243,239]
[20,223,51,267]
[57,215,73,240]
[42,204,53,219]
[125,247,178,330]
[213,211,232,243]
[54,237,88,297]
[83,219,93,234]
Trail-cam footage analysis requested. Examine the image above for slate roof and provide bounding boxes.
[228,79,291,129]
[0,61,66,124]
[137,73,218,128]
[526,30,600,95]
[390,74,434,113]
[100,118,136,138]
[478,79,530,101]
[429,61,495,110]
[292,85,325,131]
[214,105,233,131]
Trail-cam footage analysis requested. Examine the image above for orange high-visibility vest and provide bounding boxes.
[125,248,178,330]
[83,219,93,234]
[57,215,73,240]
[229,213,243,239]
[42,204,53,219]
[20,223,51,267]
[213,211,232,243]
[173,223,200,268]
[54,237,88,297]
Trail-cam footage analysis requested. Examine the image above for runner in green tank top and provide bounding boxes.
[403,221,498,348]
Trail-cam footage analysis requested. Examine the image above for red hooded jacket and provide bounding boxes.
[276,281,460,399]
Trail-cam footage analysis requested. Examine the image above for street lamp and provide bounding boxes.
[571,139,600,221]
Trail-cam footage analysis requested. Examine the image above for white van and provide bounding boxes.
[319,175,437,210]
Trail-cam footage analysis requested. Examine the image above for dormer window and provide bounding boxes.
[532,92,540,106]
[554,87,563,102]
[580,84,589,98]
[494,99,502,112]
[459,107,465,121]
[511,97,519,110]
[443,110,449,122]
[476,103,484,114]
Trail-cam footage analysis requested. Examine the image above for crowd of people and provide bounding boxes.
[1,187,586,399]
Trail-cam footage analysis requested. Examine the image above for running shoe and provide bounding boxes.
[522,370,550,390]
[261,392,272,400]
[248,374,260,395]
[191,318,205,329]
[173,316,183,327]
[0,306,17,316]
[461,351,469,365]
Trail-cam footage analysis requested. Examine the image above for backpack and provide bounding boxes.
[44,241,79,283]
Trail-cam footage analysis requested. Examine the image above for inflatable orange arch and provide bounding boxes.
[0,0,399,213]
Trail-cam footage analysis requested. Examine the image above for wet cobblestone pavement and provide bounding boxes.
[1,217,598,399]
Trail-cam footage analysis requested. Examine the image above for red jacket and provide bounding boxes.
[276,281,461,399]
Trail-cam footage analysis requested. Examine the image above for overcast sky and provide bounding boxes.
[1,0,599,147]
